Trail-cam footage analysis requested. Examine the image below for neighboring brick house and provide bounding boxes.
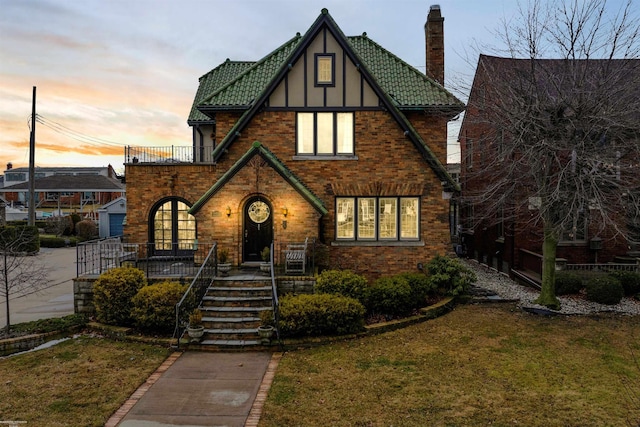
[458,55,640,279]
[124,6,464,279]
[0,164,124,210]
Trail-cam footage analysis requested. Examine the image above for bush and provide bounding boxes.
[0,226,17,250]
[365,276,414,316]
[75,220,98,240]
[585,276,624,305]
[131,281,187,334]
[554,271,584,295]
[93,266,147,326]
[0,226,39,253]
[59,215,75,236]
[396,272,436,308]
[315,269,369,304]
[426,255,477,296]
[39,235,79,248]
[278,294,365,337]
[608,270,640,296]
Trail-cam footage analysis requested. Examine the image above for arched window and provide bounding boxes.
[150,198,196,255]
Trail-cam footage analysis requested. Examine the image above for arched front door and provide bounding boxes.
[243,196,273,262]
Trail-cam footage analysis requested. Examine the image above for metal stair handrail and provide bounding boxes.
[173,242,217,349]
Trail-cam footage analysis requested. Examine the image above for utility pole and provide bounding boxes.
[28,86,36,226]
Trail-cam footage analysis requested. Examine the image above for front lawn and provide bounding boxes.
[0,335,170,426]
[260,303,640,427]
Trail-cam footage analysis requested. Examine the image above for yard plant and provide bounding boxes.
[261,304,640,427]
[0,335,170,426]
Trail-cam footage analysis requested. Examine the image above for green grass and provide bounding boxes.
[0,336,170,426]
[260,304,640,427]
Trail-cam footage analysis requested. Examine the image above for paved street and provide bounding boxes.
[0,246,76,329]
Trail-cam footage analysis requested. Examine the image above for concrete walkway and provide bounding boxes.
[107,352,281,427]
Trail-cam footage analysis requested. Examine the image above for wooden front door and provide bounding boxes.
[243,197,273,262]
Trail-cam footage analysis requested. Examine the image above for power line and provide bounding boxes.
[33,114,126,148]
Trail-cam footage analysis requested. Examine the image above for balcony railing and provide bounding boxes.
[125,145,215,164]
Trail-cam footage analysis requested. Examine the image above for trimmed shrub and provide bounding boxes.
[278,294,365,337]
[131,281,187,334]
[365,276,414,316]
[426,255,477,296]
[585,276,624,305]
[75,220,98,240]
[315,269,368,304]
[554,271,584,295]
[608,270,640,296]
[396,272,436,308]
[40,235,79,248]
[93,266,147,326]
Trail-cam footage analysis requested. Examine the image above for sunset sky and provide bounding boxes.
[0,0,631,174]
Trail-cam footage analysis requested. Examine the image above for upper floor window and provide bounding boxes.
[336,196,420,241]
[6,172,26,182]
[315,54,335,86]
[297,112,354,156]
[465,138,473,170]
[560,209,587,243]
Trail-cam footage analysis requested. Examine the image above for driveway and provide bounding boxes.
[0,246,77,329]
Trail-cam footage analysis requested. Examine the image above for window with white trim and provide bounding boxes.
[296,112,354,155]
[336,197,419,241]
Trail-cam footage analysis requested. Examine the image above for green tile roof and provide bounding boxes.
[195,35,303,113]
[188,60,255,123]
[189,141,327,215]
[348,35,462,109]
[190,19,463,117]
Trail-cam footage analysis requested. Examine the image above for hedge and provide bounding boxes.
[278,293,365,337]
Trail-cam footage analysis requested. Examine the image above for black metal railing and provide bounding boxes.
[173,242,217,348]
[268,242,283,347]
[125,145,215,164]
[76,240,217,278]
[76,237,139,277]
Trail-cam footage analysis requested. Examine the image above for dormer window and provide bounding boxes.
[315,54,335,86]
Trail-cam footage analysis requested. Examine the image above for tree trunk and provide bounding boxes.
[3,252,9,335]
[535,221,561,310]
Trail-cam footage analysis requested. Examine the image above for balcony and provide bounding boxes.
[125,145,215,165]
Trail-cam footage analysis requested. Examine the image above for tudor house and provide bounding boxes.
[123,6,464,279]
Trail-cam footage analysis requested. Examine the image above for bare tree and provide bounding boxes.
[460,0,640,308]
[1,226,48,334]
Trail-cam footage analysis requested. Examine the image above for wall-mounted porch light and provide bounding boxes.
[226,206,231,217]
[282,206,288,229]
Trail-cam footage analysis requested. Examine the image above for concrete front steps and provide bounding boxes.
[196,275,274,350]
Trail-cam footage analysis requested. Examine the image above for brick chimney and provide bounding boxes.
[425,4,444,86]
